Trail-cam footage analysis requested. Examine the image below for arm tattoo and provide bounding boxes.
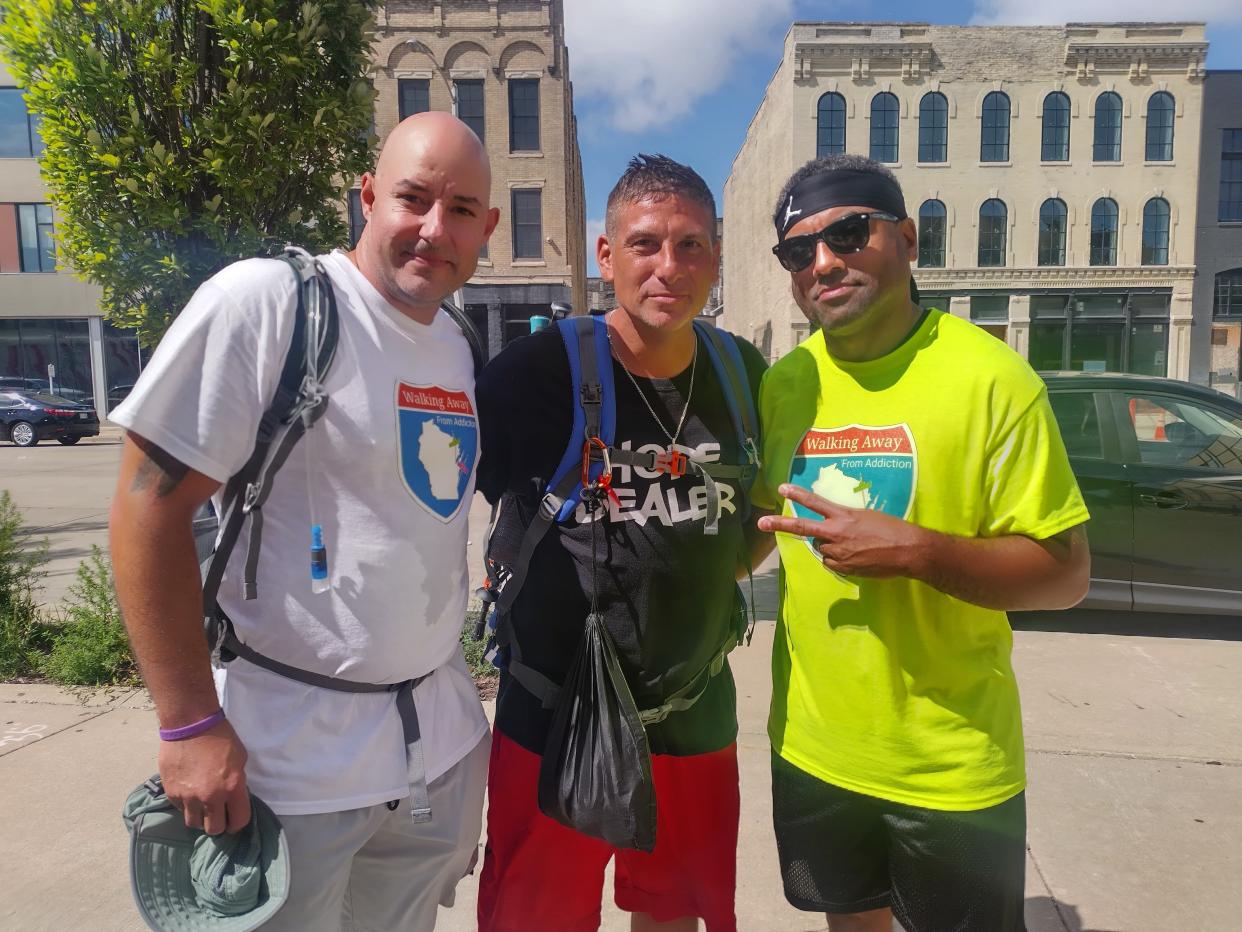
[130,435,191,498]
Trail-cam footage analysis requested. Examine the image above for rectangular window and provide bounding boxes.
[508,79,540,152]
[455,80,485,142]
[347,190,364,248]
[511,189,542,259]
[17,204,54,272]
[1221,129,1242,222]
[398,79,430,121]
[970,295,1009,322]
[0,89,42,158]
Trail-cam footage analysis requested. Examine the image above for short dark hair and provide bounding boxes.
[772,154,905,231]
[605,154,717,239]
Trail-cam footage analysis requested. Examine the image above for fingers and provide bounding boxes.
[225,785,253,834]
[757,513,832,541]
[778,483,850,518]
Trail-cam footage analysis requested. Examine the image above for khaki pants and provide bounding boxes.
[264,732,490,931]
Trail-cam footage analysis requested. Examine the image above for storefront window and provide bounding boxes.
[1027,292,1169,376]
[104,321,142,404]
[0,318,93,402]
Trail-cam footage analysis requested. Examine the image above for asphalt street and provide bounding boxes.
[1,439,1240,931]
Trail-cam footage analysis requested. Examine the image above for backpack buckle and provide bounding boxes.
[653,449,688,478]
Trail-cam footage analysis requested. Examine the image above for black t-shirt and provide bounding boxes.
[476,324,767,757]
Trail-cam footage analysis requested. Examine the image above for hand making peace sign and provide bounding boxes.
[757,483,929,579]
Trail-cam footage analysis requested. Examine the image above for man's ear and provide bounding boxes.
[483,206,500,239]
[359,172,377,220]
[597,232,614,282]
[898,216,918,262]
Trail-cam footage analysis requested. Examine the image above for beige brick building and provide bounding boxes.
[725,21,1210,383]
[367,0,586,355]
[1194,70,1242,399]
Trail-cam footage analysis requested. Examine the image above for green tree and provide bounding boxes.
[0,0,377,341]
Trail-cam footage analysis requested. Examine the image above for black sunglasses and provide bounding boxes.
[772,211,901,272]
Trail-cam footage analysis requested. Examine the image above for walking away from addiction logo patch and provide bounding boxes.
[396,382,478,521]
[788,424,917,557]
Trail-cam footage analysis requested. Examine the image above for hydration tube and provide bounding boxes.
[301,259,331,595]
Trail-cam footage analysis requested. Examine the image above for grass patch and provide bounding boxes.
[40,546,138,687]
[462,596,498,699]
[0,490,53,679]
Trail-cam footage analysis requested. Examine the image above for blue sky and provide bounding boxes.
[562,0,1242,276]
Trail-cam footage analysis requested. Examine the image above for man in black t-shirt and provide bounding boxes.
[475,155,770,932]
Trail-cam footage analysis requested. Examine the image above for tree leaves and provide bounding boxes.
[0,0,379,342]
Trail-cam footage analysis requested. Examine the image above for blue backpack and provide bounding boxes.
[479,314,761,720]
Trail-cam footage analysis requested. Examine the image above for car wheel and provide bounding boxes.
[10,421,37,447]
[57,436,81,445]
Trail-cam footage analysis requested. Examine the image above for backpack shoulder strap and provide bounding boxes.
[692,321,760,480]
[203,249,338,636]
[545,315,616,520]
[491,316,613,620]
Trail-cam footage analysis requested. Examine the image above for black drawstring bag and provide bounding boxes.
[537,610,657,852]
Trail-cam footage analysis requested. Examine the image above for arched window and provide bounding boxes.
[980,91,1010,162]
[1146,92,1175,161]
[918,200,946,268]
[1038,199,1067,266]
[978,199,1007,267]
[1090,198,1119,265]
[1216,268,1242,318]
[1142,197,1170,265]
[1041,92,1071,161]
[1094,92,1122,161]
[870,92,899,163]
[919,92,948,163]
[817,92,846,157]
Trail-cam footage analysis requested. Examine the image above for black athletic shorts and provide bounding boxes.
[771,752,1027,932]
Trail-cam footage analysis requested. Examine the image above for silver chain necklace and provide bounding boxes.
[607,324,698,447]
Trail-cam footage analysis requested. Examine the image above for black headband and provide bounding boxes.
[775,169,908,239]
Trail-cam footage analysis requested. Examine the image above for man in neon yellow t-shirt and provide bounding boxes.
[755,154,1091,932]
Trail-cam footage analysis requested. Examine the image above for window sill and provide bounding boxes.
[1091,161,1123,166]
[512,259,547,267]
[978,161,1012,167]
[1143,161,1175,167]
[475,259,492,267]
[1219,221,1242,227]
[508,150,544,158]
[1040,160,1071,166]
[915,162,950,168]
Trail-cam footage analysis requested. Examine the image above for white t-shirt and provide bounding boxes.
[111,250,489,815]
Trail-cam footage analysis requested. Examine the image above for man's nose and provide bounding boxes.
[421,201,447,240]
[812,238,847,277]
[654,241,682,279]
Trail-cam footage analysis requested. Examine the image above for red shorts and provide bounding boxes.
[477,729,740,932]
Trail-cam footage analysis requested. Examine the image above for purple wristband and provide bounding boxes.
[159,709,226,741]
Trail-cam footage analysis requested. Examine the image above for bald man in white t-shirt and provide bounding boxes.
[109,112,499,931]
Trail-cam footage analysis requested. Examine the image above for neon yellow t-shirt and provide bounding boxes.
[755,309,1089,811]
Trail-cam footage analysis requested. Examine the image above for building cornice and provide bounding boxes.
[793,40,934,83]
[912,265,1195,290]
[1064,41,1208,83]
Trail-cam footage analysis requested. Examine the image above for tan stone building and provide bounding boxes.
[367,0,586,355]
[1194,70,1242,399]
[725,21,1209,382]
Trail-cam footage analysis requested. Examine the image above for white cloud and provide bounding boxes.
[563,0,796,133]
[971,0,1242,25]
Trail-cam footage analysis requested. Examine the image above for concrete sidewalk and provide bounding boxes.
[4,614,1242,931]
[4,442,1242,929]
